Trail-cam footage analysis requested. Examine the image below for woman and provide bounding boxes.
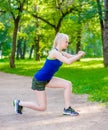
[13,33,85,116]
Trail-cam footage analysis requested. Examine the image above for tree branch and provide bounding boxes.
[32,14,56,29]
[0,10,6,13]
[56,6,78,32]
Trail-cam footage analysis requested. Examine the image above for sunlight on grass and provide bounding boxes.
[103,77,108,80]
[63,58,104,69]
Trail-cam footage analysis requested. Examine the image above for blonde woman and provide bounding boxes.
[13,33,85,116]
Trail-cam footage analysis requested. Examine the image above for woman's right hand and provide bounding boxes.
[78,51,85,57]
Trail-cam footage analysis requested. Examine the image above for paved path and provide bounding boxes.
[0,72,108,130]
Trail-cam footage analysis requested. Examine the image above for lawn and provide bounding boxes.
[0,58,108,104]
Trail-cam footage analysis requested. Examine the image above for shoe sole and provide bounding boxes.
[13,100,20,114]
[63,112,79,116]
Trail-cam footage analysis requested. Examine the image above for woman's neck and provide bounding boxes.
[54,46,62,52]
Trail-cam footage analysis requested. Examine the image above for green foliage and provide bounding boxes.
[0,0,104,58]
[0,21,12,55]
[0,58,108,103]
[0,22,5,31]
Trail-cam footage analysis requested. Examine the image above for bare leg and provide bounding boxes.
[46,77,72,109]
[19,77,72,111]
[19,90,47,111]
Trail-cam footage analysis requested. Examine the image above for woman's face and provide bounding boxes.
[60,38,69,50]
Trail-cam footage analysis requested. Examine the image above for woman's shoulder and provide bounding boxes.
[48,49,57,59]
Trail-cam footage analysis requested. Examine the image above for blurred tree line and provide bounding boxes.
[0,0,108,67]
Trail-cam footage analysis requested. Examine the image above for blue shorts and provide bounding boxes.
[31,77,50,91]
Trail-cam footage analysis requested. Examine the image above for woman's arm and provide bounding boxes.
[49,50,85,64]
[62,51,76,58]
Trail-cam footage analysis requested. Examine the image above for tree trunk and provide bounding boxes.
[76,1,82,54]
[34,35,40,61]
[10,19,19,68]
[34,7,40,61]
[76,29,82,53]
[96,0,104,44]
[29,45,34,59]
[16,39,23,59]
[103,0,108,67]
[22,41,26,59]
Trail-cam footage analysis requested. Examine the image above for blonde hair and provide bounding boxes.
[53,33,69,48]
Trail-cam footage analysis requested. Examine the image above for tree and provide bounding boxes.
[34,5,40,61]
[103,0,108,67]
[22,0,78,60]
[32,0,78,34]
[16,38,26,59]
[76,0,82,53]
[8,0,27,68]
[96,0,104,44]
[29,0,79,59]
[97,0,108,66]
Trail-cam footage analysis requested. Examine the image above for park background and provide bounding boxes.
[0,0,108,105]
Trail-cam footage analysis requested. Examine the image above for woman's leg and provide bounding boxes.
[19,90,47,111]
[46,77,72,109]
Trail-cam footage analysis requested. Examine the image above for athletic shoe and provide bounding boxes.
[63,106,79,116]
[13,100,23,114]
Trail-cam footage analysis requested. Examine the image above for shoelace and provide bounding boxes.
[68,107,75,112]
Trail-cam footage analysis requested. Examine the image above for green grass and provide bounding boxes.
[0,58,108,104]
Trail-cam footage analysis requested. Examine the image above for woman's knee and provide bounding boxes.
[39,105,47,111]
[65,81,72,90]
